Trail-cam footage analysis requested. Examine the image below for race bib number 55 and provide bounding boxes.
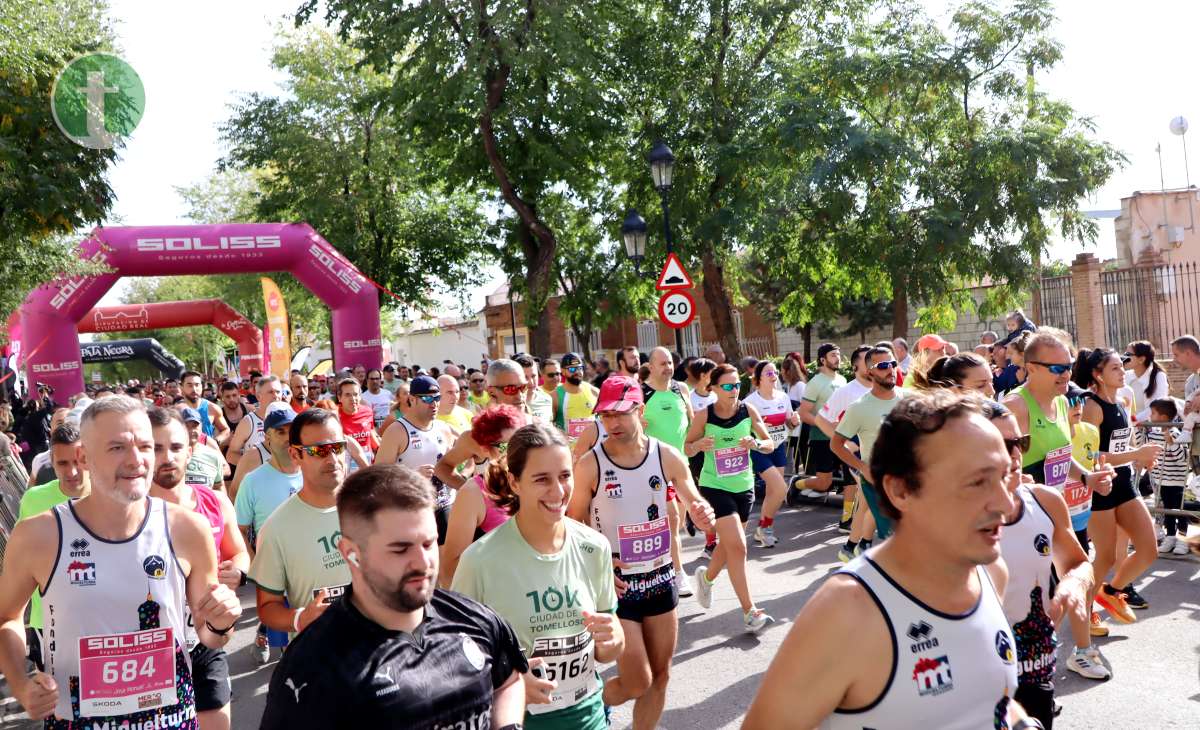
[78,628,177,717]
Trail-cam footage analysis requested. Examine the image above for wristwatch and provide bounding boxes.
[1013,719,1045,730]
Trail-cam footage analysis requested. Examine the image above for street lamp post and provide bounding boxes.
[649,140,684,356]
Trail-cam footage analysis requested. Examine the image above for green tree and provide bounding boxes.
[0,0,119,325]
[301,1,629,358]
[220,27,494,317]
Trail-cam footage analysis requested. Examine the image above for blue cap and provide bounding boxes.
[180,407,202,424]
[264,408,296,430]
[409,375,440,395]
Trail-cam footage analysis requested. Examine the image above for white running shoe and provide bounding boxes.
[1159,535,1177,555]
[693,565,713,610]
[837,547,854,564]
[800,489,823,499]
[1174,536,1191,555]
[744,607,774,634]
[675,571,693,598]
[754,525,778,548]
[1067,649,1111,680]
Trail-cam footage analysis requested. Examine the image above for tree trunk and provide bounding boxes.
[891,274,909,339]
[700,249,742,363]
[516,220,556,360]
[802,323,812,362]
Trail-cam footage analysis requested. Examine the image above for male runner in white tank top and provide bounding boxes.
[568,377,714,730]
[226,375,283,468]
[0,396,242,727]
[745,391,1043,730]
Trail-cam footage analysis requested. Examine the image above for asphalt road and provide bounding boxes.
[3,501,1198,728]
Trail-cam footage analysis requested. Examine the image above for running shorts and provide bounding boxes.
[699,486,754,523]
[807,439,837,474]
[859,479,894,540]
[190,643,232,712]
[751,446,788,473]
[1091,471,1137,512]
[435,505,451,545]
[615,564,678,622]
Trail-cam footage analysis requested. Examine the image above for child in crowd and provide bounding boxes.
[1147,398,1191,555]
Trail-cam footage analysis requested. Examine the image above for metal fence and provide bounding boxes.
[1100,262,1200,350]
[1038,274,1077,343]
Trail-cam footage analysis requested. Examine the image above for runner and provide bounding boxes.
[466,371,492,412]
[361,368,393,429]
[439,406,528,587]
[1074,347,1162,620]
[568,376,714,730]
[743,391,1028,729]
[233,407,302,664]
[483,358,531,411]
[453,423,624,730]
[16,423,90,673]
[553,352,600,447]
[908,352,996,397]
[180,408,229,493]
[616,346,641,377]
[796,344,846,498]
[181,371,230,445]
[380,363,402,394]
[516,354,554,423]
[685,358,718,549]
[830,347,905,553]
[0,395,241,729]
[377,375,457,542]
[985,400,1108,723]
[781,355,807,476]
[685,363,776,632]
[225,375,283,468]
[333,376,376,472]
[638,347,693,595]
[226,402,292,498]
[434,374,474,434]
[258,463,526,728]
[218,382,248,443]
[288,372,313,414]
[148,407,250,730]
[743,360,799,548]
[248,409,353,640]
[433,401,525,492]
[541,358,562,399]
[807,345,871,537]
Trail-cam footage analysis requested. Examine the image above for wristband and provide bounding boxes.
[1013,719,1044,730]
[293,608,303,633]
[205,620,234,636]
[496,725,523,730]
[238,569,248,588]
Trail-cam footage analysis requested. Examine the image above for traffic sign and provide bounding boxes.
[658,290,697,329]
[656,253,694,291]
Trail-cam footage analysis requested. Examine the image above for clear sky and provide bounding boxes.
[98,0,1199,309]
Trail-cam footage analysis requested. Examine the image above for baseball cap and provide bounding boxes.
[916,334,949,351]
[561,352,583,367]
[593,376,644,414]
[180,407,202,424]
[409,375,440,395]
[816,343,840,361]
[264,408,296,430]
[265,401,292,419]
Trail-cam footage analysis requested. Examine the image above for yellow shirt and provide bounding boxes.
[437,405,474,435]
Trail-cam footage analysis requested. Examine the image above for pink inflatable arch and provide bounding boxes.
[19,223,382,396]
[78,299,266,380]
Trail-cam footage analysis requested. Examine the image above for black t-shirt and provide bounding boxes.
[260,586,528,730]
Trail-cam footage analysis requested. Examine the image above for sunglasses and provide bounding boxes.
[762,370,778,378]
[1067,395,1086,408]
[1121,352,1132,363]
[544,372,562,378]
[1030,361,1072,375]
[417,394,441,404]
[565,366,583,374]
[717,382,739,392]
[294,440,347,458]
[470,379,485,384]
[494,383,528,396]
[872,360,898,370]
[1003,434,1031,454]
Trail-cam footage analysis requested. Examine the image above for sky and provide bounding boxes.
[96,0,1200,311]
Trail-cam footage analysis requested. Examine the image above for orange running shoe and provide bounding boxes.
[1094,584,1137,624]
[1089,611,1110,637]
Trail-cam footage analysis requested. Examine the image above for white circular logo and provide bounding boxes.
[461,635,486,671]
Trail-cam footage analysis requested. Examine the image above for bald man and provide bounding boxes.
[435,374,474,436]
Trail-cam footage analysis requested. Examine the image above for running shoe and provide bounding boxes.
[675,572,693,598]
[1159,535,1177,555]
[1120,585,1149,610]
[754,525,778,548]
[744,607,774,634]
[837,547,853,564]
[685,513,697,537]
[703,542,717,559]
[801,489,824,499]
[1066,649,1111,681]
[693,565,713,610]
[785,486,802,507]
[1094,584,1137,624]
[854,541,871,557]
[1174,537,1191,555]
[254,630,271,665]
[837,519,852,534]
[1089,612,1110,637]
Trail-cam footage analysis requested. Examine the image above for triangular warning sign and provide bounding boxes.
[656,253,694,291]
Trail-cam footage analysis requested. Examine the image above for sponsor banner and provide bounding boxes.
[261,277,291,379]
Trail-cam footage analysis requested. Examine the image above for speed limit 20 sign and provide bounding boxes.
[658,290,696,329]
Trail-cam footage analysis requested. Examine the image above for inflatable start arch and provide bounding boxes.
[78,299,265,380]
[19,223,382,396]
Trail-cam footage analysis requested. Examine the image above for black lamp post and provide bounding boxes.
[620,209,648,273]
[648,140,684,356]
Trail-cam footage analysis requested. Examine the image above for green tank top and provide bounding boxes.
[700,403,754,493]
[642,381,689,452]
[1017,385,1072,488]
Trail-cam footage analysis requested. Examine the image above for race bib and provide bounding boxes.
[528,631,597,714]
[617,517,670,572]
[714,446,749,476]
[1062,478,1092,518]
[567,419,591,440]
[77,628,177,717]
[767,424,788,445]
[1044,445,1072,490]
[1109,427,1132,455]
[313,583,350,603]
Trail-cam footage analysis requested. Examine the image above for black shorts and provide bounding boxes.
[435,505,451,545]
[615,564,678,622]
[1091,471,1138,511]
[807,438,837,474]
[189,643,231,712]
[1014,681,1055,730]
[699,486,754,523]
[1074,528,1090,553]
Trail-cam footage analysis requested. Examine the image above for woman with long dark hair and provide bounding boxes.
[1123,341,1168,423]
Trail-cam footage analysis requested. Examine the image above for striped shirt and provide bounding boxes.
[1147,428,1190,487]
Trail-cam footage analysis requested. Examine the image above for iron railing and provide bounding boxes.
[1037,275,1077,343]
[1100,262,1200,350]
